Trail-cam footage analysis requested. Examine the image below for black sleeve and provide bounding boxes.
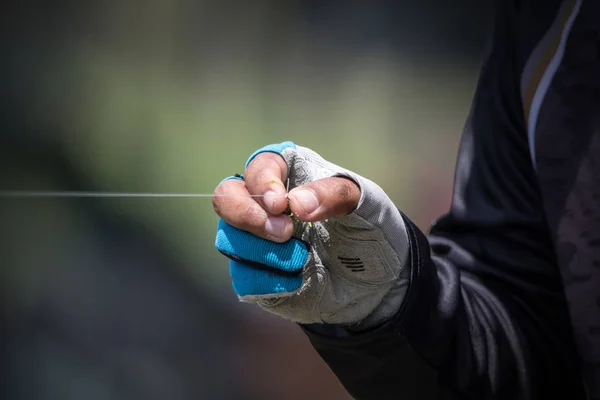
[302,1,587,399]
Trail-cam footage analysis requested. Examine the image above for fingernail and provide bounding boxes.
[265,216,286,238]
[264,190,278,211]
[292,189,319,215]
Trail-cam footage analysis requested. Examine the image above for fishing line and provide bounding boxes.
[0,191,285,198]
[0,180,292,199]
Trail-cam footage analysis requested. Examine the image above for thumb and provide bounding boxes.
[287,176,361,222]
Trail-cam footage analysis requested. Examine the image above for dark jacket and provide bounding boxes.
[304,0,600,398]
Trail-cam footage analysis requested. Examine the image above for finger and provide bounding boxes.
[287,176,360,222]
[244,152,289,215]
[213,178,294,242]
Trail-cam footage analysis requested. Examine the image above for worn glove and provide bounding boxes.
[215,142,410,328]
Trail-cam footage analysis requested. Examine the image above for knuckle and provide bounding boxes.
[334,179,353,202]
[245,152,266,173]
[246,152,287,185]
[331,177,359,215]
[212,183,229,214]
[213,181,228,197]
[212,179,242,216]
[239,202,267,231]
[212,189,223,215]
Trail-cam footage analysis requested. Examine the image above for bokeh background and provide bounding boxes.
[1,1,493,399]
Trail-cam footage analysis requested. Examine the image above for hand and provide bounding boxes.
[213,141,410,327]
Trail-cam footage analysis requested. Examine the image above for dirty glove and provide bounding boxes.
[214,141,410,328]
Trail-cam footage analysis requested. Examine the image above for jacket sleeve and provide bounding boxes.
[302,1,586,399]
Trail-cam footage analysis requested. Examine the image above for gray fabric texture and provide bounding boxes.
[240,145,411,328]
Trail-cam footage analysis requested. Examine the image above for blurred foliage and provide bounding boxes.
[2,1,494,398]
[22,1,481,289]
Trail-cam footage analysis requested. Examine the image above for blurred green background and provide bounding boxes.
[1,1,492,399]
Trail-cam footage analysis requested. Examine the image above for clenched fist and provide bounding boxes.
[213,142,410,328]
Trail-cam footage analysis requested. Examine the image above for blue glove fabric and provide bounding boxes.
[244,141,296,168]
[216,220,308,296]
[229,260,303,297]
[218,174,244,185]
[215,153,308,297]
